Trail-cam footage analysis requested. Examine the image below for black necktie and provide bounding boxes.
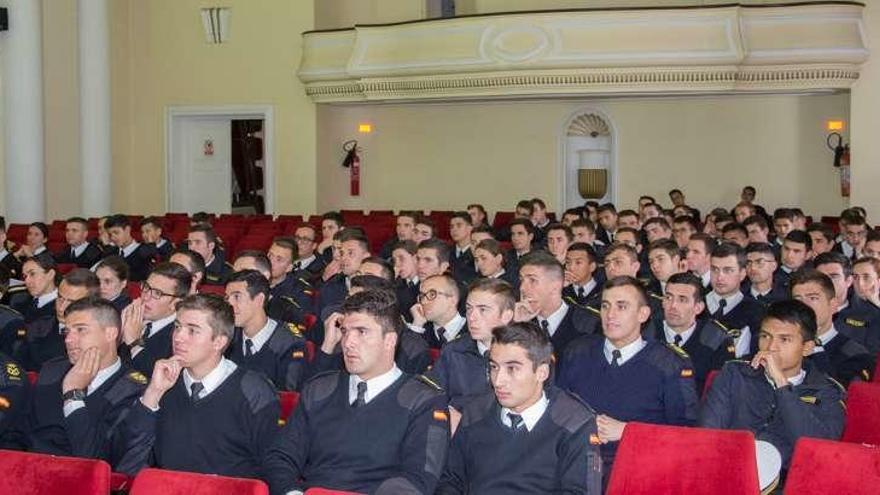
[353,381,367,408]
[32,298,39,309]
[577,286,585,299]
[435,327,446,346]
[539,319,550,336]
[244,338,254,357]
[70,247,76,259]
[611,349,622,367]
[293,261,302,271]
[673,334,683,347]
[508,413,524,431]
[142,322,153,340]
[190,382,204,404]
[712,299,727,319]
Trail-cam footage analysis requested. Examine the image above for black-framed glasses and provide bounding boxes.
[141,282,177,300]
[418,289,453,302]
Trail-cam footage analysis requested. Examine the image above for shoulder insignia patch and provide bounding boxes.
[799,396,817,405]
[16,328,26,338]
[433,410,449,422]
[666,343,690,359]
[128,371,148,385]
[0,396,10,409]
[563,296,584,308]
[845,318,866,328]
[727,345,736,355]
[416,374,443,392]
[287,323,303,337]
[589,433,602,445]
[291,350,305,359]
[5,363,21,378]
[680,368,694,378]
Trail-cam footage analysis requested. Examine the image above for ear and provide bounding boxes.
[500,308,515,324]
[801,338,816,357]
[213,333,230,353]
[694,300,706,315]
[535,362,551,383]
[384,330,399,352]
[440,262,450,274]
[637,303,651,324]
[106,326,120,345]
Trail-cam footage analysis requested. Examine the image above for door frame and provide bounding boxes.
[165,105,275,214]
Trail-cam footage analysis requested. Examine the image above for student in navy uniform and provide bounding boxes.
[791,269,874,385]
[449,212,478,285]
[412,216,436,245]
[0,268,26,357]
[121,294,280,478]
[169,248,206,294]
[23,297,146,474]
[557,276,698,479]
[17,256,58,323]
[705,242,766,358]
[104,214,156,282]
[408,274,466,350]
[54,217,103,269]
[291,224,326,286]
[515,251,600,356]
[601,243,664,335]
[473,239,519,289]
[744,243,787,305]
[263,289,449,495]
[563,242,600,307]
[233,250,310,327]
[850,257,880,353]
[18,269,100,371]
[0,219,22,279]
[504,218,535,273]
[645,238,685,300]
[140,217,174,261]
[438,322,602,495]
[428,278,515,410]
[0,352,28,449]
[118,263,191,377]
[815,251,880,354]
[776,230,813,289]
[186,225,232,286]
[807,223,836,256]
[660,272,735,393]
[94,256,131,313]
[316,211,345,263]
[13,222,52,263]
[545,223,574,265]
[699,300,846,470]
[267,237,314,314]
[224,270,307,391]
[379,211,417,261]
[391,240,420,322]
[686,233,716,291]
[316,229,370,318]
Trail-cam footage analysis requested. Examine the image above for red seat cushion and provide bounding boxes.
[305,489,363,495]
[786,438,880,494]
[0,449,111,495]
[130,468,269,495]
[278,391,301,425]
[842,382,880,444]
[606,423,759,495]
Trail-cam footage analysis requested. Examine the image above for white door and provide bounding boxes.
[170,117,232,213]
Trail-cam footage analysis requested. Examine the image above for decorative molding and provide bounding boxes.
[568,114,610,138]
[298,3,867,102]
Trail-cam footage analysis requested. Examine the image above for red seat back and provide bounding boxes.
[606,423,759,495]
[278,391,301,425]
[130,468,269,495]
[127,281,142,299]
[305,489,363,495]
[701,369,719,400]
[0,449,110,495]
[842,382,880,444]
[786,438,880,494]
[56,263,77,276]
[199,284,227,296]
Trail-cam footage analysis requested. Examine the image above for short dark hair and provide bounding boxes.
[271,236,299,260]
[322,211,344,228]
[597,203,617,215]
[665,272,705,304]
[351,274,395,293]
[813,251,852,278]
[339,229,370,253]
[234,250,272,275]
[710,242,746,269]
[418,238,451,265]
[66,217,89,229]
[563,208,583,220]
[789,268,835,300]
[618,209,639,220]
[191,212,213,225]
[644,217,671,231]
[721,222,748,238]
[28,222,49,239]
[226,269,270,300]
[673,215,699,232]
[475,239,503,257]
[397,210,419,222]
[566,242,597,264]
[745,242,776,258]
[149,262,193,298]
[516,200,534,215]
[104,214,130,230]
[688,233,717,253]
[519,250,564,280]
[450,211,472,226]
[508,218,535,235]
[361,256,394,281]
[467,278,516,312]
[141,216,164,230]
[762,299,817,343]
[545,223,573,242]
[773,208,797,222]
[648,238,681,259]
[189,224,218,246]
[570,218,596,233]
[391,239,417,255]
[866,230,880,244]
[491,322,553,370]
[95,256,130,282]
[171,248,206,276]
[669,188,683,197]
[806,223,835,243]
[64,296,122,335]
[531,198,547,210]
[603,275,648,306]
[63,268,100,296]
[605,242,639,263]
[340,289,404,336]
[23,255,56,274]
[176,294,235,346]
[743,215,769,230]
[784,230,812,251]
[471,225,495,238]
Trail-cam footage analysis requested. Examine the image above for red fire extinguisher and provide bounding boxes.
[342,140,361,196]
[827,133,850,197]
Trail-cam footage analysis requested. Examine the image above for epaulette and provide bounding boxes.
[665,342,690,359]
[128,371,148,385]
[297,277,313,289]
[563,296,586,309]
[286,322,304,337]
[6,286,27,294]
[844,318,866,328]
[825,375,846,394]
[224,261,234,269]
[650,292,664,301]
[282,296,302,309]
[713,319,741,339]
[585,305,601,316]
[415,374,443,392]
[0,304,23,317]
[4,361,22,381]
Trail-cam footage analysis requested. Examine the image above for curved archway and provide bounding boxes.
[559,108,617,211]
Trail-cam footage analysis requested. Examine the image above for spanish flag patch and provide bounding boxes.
[292,351,305,359]
[680,369,694,378]
[433,410,449,422]
[589,434,601,445]
[0,396,9,409]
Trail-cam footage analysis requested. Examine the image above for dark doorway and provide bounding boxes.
[231,119,265,214]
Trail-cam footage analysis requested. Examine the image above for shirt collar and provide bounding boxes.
[146,312,177,338]
[33,245,46,255]
[489,268,506,279]
[767,368,806,387]
[539,301,569,337]
[500,391,548,432]
[707,290,744,315]
[574,278,597,296]
[37,290,58,309]
[439,313,466,342]
[182,357,238,398]
[700,271,711,287]
[297,254,316,269]
[750,286,771,298]
[663,321,697,346]
[813,324,839,352]
[456,244,471,256]
[155,238,167,248]
[121,241,141,258]
[476,340,491,356]
[87,358,122,395]
[604,337,647,366]
[349,365,403,405]
[243,318,278,354]
[0,249,8,260]
[72,243,88,257]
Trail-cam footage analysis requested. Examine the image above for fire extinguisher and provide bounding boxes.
[827,133,850,197]
[342,140,361,196]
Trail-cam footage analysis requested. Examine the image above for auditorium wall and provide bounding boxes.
[316,93,850,219]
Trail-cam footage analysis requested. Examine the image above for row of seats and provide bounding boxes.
[3,419,876,495]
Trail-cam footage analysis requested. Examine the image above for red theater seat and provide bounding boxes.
[606,423,759,495]
[842,381,880,445]
[305,489,363,495]
[701,369,719,400]
[130,468,269,495]
[127,281,142,299]
[0,449,110,495]
[55,263,77,275]
[279,391,301,424]
[199,284,227,296]
[785,438,880,494]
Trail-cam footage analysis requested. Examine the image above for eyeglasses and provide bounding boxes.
[294,235,315,243]
[418,289,453,302]
[141,282,177,300]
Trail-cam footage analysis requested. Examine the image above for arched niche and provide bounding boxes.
[562,110,616,211]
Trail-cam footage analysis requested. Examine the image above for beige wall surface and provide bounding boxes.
[109,0,316,216]
[317,93,849,218]
[461,0,851,15]
[851,1,880,221]
[315,0,426,30]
